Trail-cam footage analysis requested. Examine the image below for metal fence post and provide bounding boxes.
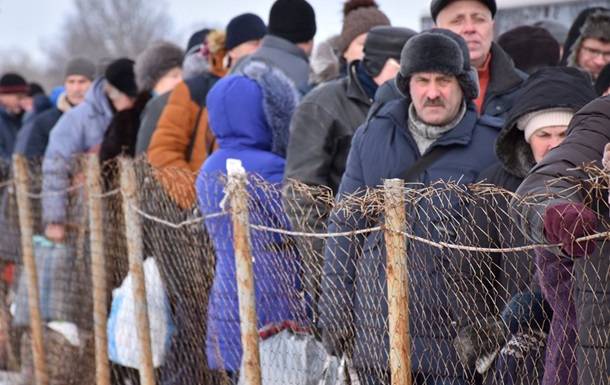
[383,178,411,385]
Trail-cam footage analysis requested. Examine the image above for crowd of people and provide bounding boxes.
[0,0,609,384]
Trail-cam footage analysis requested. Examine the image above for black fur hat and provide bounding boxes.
[395,28,479,100]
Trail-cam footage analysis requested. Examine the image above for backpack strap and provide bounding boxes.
[399,144,458,183]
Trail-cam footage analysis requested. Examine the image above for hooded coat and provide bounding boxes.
[196,61,306,371]
[318,95,502,380]
[449,67,597,384]
[511,95,610,385]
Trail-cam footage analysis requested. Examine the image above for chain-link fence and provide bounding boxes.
[0,154,608,385]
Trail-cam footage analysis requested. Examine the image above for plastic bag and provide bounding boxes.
[12,235,76,327]
[107,257,174,369]
[237,327,358,385]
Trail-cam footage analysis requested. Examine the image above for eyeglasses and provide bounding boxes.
[580,45,610,61]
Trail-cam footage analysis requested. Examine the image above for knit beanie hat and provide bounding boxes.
[135,42,184,92]
[533,19,569,45]
[0,73,28,94]
[186,28,211,56]
[338,0,390,55]
[430,0,496,23]
[268,0,316,44]
[395,28,479,101]
[28,82,45,97]
[501,292,553,335]
[497,26,560,75]
[595,62,610,95]
[226,13,267,51]
[105,58,138,98]
[362,26,417,77]
[567,9,610,69]
[517,107,574,143]
[65,57,97,81]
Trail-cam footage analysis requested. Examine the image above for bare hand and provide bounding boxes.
[44,224,65,243]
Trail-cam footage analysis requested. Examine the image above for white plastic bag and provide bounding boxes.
[107,257,174,369]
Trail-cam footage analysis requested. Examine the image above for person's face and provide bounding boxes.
[410,72,464,126]
[64,75,92,105]
[436,0,494,69]
[577,38,610,79]
[0,93,27,114]
[228,40,263,66]
[20,96,34,112]
[343,32,367,64]
[154,67,183,95]
[529,125,568,163]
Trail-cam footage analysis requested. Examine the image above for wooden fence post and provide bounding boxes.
[227,159,262,385]
[119,157,155,385]
[12,154,49,385]
[383,178,411,385]
[86,154,110,385]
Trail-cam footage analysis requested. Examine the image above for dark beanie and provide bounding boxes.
[430,0,496,23]
[268,0,316,44]
[0,73,28,94]
[338,0,390,55]
[105,58,138,98]
[65,57,97,81]
[226,13,267,51]
[595,63,610,95]
[186,28,211,56]
[497,25,560,75]
[362,26,417,77]
[395,28,479,101]
[28,82,45,97]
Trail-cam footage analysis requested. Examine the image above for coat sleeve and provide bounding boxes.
[42,112,83,224]
[318,125,368,337]
[135,91,170,155]
[147,82,203,209]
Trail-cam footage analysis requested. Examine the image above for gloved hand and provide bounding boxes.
[454,316,508,373]
[544,202,597,258]
[321,328,347,357]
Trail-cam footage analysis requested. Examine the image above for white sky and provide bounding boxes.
[0,0,425,66]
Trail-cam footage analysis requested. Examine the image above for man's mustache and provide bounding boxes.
[424,99,444,107]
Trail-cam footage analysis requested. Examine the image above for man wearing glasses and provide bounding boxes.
[567,9,610,82]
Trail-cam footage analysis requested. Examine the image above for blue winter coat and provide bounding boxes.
[196,68,305,371]
[42,77,114,224]
[318,99,502,379]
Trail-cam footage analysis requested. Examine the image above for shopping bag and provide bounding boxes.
[12,235,76,327]
[107,257,175,369]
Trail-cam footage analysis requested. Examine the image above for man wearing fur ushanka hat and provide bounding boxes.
[318,28,503,385]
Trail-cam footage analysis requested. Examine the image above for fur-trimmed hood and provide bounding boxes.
[495,67,596,178]
[206,60,299,157]
[567,9,610,72]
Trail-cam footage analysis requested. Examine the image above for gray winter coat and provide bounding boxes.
[42,77,114,224]
[134,91,170,155]
[511,95,610,385]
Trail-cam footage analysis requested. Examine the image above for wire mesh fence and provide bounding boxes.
[0,154,607,385]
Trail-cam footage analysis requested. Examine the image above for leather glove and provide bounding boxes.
[321,328,346,357]
[544,202,597,258]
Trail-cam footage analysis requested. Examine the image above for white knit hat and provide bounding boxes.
[517,108,574,143]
